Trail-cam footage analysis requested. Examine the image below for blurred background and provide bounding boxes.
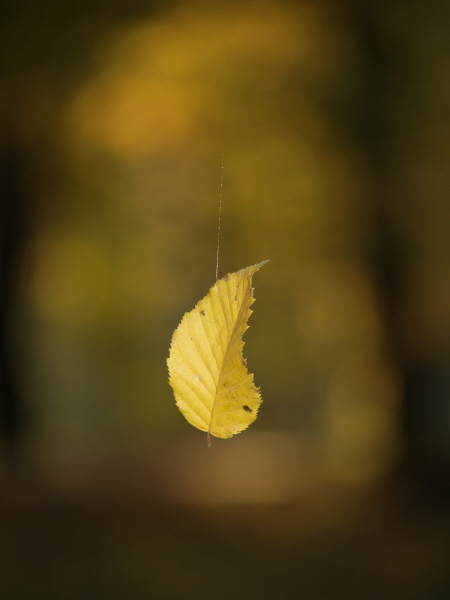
[1,0,450,598]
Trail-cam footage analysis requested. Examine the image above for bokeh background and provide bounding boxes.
[1,0,450,598]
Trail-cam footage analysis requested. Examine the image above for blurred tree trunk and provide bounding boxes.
[0,108,31,467]
[356,1,450,499]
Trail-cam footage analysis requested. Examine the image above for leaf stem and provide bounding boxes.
[215,153,224,281]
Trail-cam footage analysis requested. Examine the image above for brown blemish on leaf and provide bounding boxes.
[200,310,205,316]
[243,405,252,413]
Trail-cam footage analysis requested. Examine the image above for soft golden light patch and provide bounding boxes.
[61,1,343,163]
[159,431,315,505]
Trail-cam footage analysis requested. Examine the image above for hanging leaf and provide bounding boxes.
[167,261,269,445]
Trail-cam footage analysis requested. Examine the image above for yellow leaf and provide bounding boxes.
[167,261,269,445]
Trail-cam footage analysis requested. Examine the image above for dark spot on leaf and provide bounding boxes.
[200,310,205,316]
[243,405,252,413]
[234,295,237,301]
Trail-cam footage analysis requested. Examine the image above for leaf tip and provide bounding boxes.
[256,259,270,271]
